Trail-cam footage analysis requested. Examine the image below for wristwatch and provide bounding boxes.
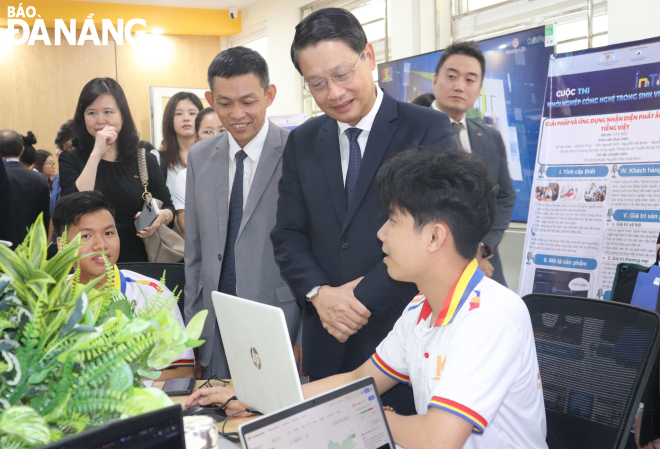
[305,285,321,302]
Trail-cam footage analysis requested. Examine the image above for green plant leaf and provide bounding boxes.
[184,338,205,349]
[109,363,133,393]
[121,387,172,418]
[59,293,89,335]
[0,340,19,351]
[185,310,208,341]
[0,405,51,446]
[105,299,134,320]
[137,369,161,380]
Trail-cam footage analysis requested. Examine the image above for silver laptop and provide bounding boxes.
[212,292,304,415]
[239,376,396,449]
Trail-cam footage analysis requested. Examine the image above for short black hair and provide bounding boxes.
[378,150,497,259]
[207,46,270,92]
[0,130,24,157]
[435,41,486,80]
[55,119,74,150]
[53,191,116,237]
[411,93,435,107]
[291,8,367,75]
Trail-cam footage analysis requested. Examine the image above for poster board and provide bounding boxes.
[518,37,660,299]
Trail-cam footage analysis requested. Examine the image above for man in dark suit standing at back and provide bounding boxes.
[431,41,516,286]
[271,8,456,414]
[0,130,50,248]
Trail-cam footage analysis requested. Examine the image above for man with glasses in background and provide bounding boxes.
[271,7,455,414]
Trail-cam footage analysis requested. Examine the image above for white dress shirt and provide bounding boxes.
[337,87,385,185]
[227,119,270,209]
[432,100,471,154]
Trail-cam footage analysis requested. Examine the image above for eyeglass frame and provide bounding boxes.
[303,51,364,94]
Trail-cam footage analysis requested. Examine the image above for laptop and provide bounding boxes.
[41,405,184,449]
[212,292,305,415]
[239,376,396,449]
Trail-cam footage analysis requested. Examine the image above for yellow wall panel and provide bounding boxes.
[0,28,115,164]
[115,33,221,142]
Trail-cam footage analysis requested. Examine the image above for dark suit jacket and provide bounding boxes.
[466,120,516,286]
[4,160,50,248]
[271,92,456,378]
[0,159,14,243]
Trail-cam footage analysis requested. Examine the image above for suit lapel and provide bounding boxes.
[321,116,347,225]
[342,93,398,234]
[212,135,230,245]
[466,120,484,158]
[238,122,283,238]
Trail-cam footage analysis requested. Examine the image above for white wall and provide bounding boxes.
[608,0,660,45]
[237,0,311,116]
[391,0,440,60]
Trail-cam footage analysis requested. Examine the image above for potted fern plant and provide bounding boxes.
[0,216,207,448]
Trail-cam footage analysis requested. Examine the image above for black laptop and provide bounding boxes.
[41,404,185,449]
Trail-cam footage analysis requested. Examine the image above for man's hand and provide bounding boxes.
[476,246,494,278]
[184,386,252,417]
[311,278,370,343]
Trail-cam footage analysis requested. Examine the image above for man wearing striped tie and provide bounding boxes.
[431,41,516,287]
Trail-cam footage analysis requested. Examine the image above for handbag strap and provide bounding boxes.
[137,148,153,202]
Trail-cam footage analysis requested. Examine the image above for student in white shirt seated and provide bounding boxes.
[186,150,547,449]
[53,190,194,380]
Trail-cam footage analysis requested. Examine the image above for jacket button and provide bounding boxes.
[218,254,223,261]
[341,242,350,250]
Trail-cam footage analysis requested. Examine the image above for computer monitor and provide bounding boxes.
[212,292,305,415]
[239,377,396,449]
[41,405,185,449]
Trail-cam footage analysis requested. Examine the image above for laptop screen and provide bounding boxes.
[42,405,185,449]
[240,377,395,449]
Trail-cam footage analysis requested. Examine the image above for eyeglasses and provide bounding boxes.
[44,162,56,166]
[198,129,226,137]
[303,52,363,94]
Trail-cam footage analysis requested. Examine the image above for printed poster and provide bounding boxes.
[519,37,660,300]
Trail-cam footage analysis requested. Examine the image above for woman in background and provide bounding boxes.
[59,78,174,262]
[34,150,56,192]
[151,92,203,195]
[172,107,225,237]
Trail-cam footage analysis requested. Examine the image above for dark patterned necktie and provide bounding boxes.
[452,122,465,153]
[218,150,247,295]
[345,127,363,208]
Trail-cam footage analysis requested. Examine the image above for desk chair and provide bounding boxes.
[116,262,186,316]
[523,294,660,449]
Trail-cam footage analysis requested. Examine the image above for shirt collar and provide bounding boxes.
[337,87,384,135]
[2,158,20,163]
[417,259,484,327]
[431,101,468,129]
[228,119,270,163]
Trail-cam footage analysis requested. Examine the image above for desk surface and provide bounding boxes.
[154,379,255,447]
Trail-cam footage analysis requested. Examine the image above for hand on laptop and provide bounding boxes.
[311,277,370,343]
[184,386,254,417]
